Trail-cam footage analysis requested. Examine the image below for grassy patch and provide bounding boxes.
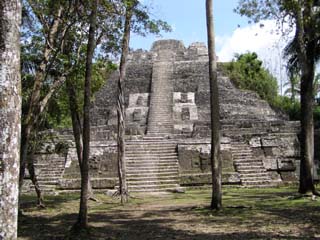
[18,186,320,240]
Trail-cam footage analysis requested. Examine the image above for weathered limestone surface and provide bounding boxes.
[22,39,319,193]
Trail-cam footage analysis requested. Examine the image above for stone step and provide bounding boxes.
[38,176,60,181]
[127,159,178,165]
[126,144,175,148]
[234,158,260,162]
[149,110,173,113]
[148,113,172,116]
[237,169,267,174]
[148,109,172,112]
[40,171,64,175]
[240,175,272,181]
[126,154,177,159]
[127,160,178,165]
[126,149,176,154]
[38,181,58,185]
[126,142,176,146]
[127,163,179,168]
[148,119,173,122]
[233,158,257,162]
[147,127,173,130]
[147,132,173,135]
[127,152,176,156]
[236,166,265,171]
[142,136,165,140]
[126,142,176,145]
[235,161,264,166]
[127,171,178,178]
[128,179,178,185]
[231,151,252,155]
[239,172,270,177]
[126,151,176,156]
[127,173,179,178]
[127,157,178,164]
[127,165,178,171]
[147,125,173,129]
[37,174,61,178]
[241,180,274,186]
[128,183,179,191]
[235,160,264,166]
[38,184,57,189]
[127,163,178,168]
[34,163,65,167]
[126,145,176,149]
[148,111,172,114]
[127,168,178,174]
[148,107,172,110]
[128,188,179,193]
[127,172,179,181]
[231,148,251,152]
[127,155,177,159]
[147,130,173,133]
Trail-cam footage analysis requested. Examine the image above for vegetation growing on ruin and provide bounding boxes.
[220,53,320,123]
[220,52,278,105]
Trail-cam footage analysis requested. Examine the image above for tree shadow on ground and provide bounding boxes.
[18,204,320,240]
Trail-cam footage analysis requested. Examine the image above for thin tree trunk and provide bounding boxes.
[206,0,222,210]
[0,0,22,239]
[117,0,136,204]
[76,0,98,229]
[66,78,94,199]
[27,159,45,207]
[19,4,63,193]
[66,78,84,169]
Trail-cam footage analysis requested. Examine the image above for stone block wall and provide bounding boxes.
[126,93,150,125]
[249,133,300,182]
[177,138,240,186]
[173,92,198,136]
[19,39,320,194]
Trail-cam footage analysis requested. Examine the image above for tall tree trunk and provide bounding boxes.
[76,0,98,229]
[295,2,318,195]
[0,0,22,239]
[206,0,222,210]
[299,64,317,194]
[117,1,136,204]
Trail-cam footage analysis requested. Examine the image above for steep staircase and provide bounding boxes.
[125,50,180,192]
[126,137,180,192]
[147,50,174,136]
[230,140,276,187]
[31,154,66,193]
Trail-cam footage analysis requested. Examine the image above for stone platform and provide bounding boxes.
[22,40,309,194]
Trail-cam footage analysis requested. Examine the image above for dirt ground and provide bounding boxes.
[18,186,320,240]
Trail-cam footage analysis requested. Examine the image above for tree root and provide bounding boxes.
[37,203,46,209]
[112,189,132,203]
[88,196,99,202]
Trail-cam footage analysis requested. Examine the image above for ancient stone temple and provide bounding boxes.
[23,40,309,193]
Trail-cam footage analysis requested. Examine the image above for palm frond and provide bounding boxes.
[283,35,300,75]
